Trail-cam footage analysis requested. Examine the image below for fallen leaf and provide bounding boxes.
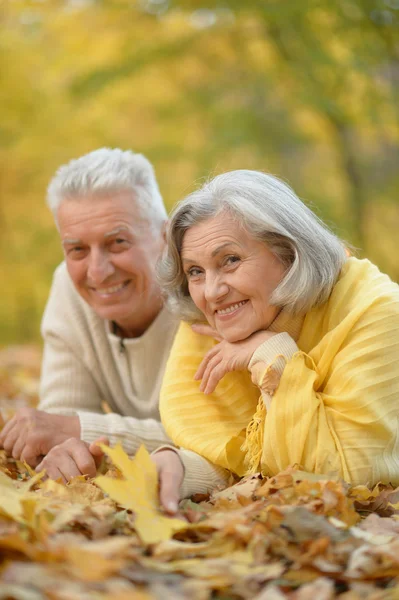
[95,444,186,544]
[0,470,43,523]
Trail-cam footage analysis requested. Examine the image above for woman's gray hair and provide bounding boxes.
[158,169,348,319]
[47,148,167,230]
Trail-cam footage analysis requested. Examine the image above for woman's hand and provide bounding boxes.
[192,324,276,394]
[151,449,184,515]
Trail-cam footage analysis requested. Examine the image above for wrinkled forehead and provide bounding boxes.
[180,210,248,243]
[58,189,157,235]
[180,212,252,258]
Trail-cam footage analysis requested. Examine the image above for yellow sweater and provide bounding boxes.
[160,258,399,488]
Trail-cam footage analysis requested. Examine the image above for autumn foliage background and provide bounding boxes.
[1,3,399,598]
[0,0,398,344]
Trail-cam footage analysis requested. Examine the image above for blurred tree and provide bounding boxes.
[0,0,398,342]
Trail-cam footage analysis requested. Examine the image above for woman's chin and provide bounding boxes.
[218,326,256,344]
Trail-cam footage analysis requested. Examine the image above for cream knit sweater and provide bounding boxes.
[38,262,181,454]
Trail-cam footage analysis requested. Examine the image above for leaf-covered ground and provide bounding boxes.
[1,347,399,600]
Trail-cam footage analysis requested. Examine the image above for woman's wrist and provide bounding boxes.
[248,332,299,391]
[249,332,298,372]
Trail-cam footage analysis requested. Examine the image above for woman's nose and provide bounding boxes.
[204,275,229,303]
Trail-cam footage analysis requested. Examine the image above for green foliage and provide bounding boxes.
[0,0,398,342]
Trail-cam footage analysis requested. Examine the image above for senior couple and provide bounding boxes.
[1,148,398,512]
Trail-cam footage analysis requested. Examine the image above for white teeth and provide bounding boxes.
[96,282,125,294]
[216,301,247,315]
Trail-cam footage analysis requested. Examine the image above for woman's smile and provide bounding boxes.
[214,299,249,318]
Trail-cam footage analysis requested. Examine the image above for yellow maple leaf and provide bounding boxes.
[95,444,186,544]
[0,470,44,523]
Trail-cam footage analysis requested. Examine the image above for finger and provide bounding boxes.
[21,444,43,468]
[194,346,221,381]
[35,458,45,473]
[58,454,83,482]
[69,444,97,478]
[11,432,28,460]
[200,354,223,392]
[43,465,66,484]
[0,416,16,446]
[159,467,183,515]
[191,323,223,341]
[89,436,109,469]
[199,354,223,393]
[203,362,229,394]
[35,456,65,482]
[89,436,109,456]
[1,423,20,455]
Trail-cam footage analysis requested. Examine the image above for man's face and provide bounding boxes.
[57,190,165,337]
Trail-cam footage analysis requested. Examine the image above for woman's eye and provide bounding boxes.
[187,267,202,278]
[225,255,240,266]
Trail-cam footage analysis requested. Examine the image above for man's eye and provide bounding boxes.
[66,247,87,259]
[110,239,128,251]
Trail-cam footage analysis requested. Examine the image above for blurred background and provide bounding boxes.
[1,0,398,344]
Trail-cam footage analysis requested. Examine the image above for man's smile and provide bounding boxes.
[89,280,131,297]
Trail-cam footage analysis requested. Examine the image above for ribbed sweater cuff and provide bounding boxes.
[178,449,230,498]
[78,411,113,444]
[249,332,298,379]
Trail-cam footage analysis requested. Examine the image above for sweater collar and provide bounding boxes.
[268,309,305,342]
[106,306,176,345]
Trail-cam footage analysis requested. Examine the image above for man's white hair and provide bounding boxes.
[47,148,167,229]
[158,170,348,318]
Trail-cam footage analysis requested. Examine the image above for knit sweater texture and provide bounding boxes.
[38,262,179,454]
[160,258,399,496]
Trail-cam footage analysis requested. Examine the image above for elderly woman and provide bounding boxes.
[152,170,399,513]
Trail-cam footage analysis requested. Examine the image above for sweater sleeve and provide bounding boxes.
[39,327,104,417]
[78,411,171,454]
[178,448,231,498]
[261,302,399,486]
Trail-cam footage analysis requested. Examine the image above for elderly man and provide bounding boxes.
[0,148,179,481]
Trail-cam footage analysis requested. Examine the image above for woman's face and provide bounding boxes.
[181,212,286,343]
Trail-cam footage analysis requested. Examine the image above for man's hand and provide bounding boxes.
[151,449,184,515]
[0,408,80,467]
[35,436,108,483]
[192,324,276,394]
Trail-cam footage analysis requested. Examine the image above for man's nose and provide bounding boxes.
[204,274,229,303]
[87,250,114,284]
